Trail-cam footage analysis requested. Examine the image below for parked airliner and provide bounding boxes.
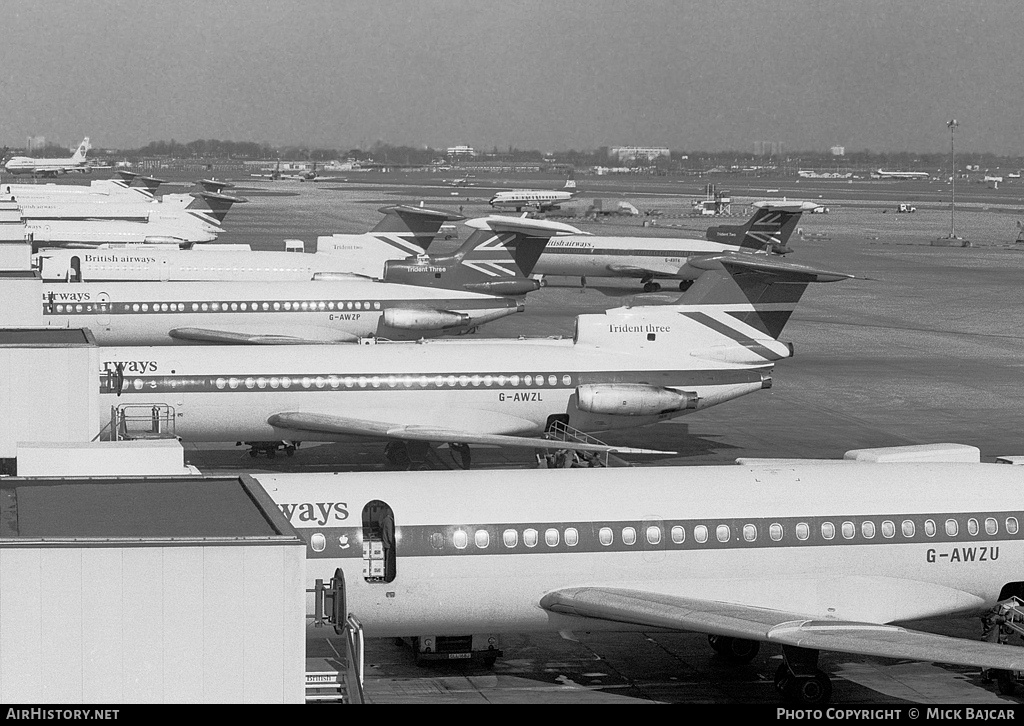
[874,169,931,180]
[320,201,816,293]
[95,256,848,462]
[2,274,522,345]
[257,454,1024,705]
[1,171,164,201]
[33,205,465,282]
[3,138,91,176]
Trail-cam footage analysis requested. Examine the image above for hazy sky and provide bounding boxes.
[2,0,1021,154]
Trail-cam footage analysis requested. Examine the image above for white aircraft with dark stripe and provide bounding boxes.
[1,170,165,201]
[258,452,1024,705]
[533,201,818,292]
[95,256,849,460]
[5,274,522,345]
[30,204,466,283]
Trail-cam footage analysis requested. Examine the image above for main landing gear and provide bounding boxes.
[384,440,473,470]
[707,634,760,664]
[774,646,833,706]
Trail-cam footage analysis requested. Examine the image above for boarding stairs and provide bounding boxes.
[306,570,365,704]
[102,404,177,441]
[541,420,632,468]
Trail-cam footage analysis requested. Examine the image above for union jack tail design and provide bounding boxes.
[705,201,818,255]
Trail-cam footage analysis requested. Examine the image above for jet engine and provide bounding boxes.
[382,308,470,330]
[576,384,699,416]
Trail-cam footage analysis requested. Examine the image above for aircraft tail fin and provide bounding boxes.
[677,254,851,339]
[71,138,90,163]
[186,191,248,224]
[705,201,817,254]
[456,216,583,278]
[370,204,464,249]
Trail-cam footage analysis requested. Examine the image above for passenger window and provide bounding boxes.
[968,518,979,536]
[743,524,757,542]
[622,527,637,546]
[861,521,875,539]
[769,523,783,541]
[645,526,661,545]
[694,525,709,544]
[986,518,998,535]
[716,525,730,543]
[565,528,579,547]
[453,530,468,549]
[544,528,559,547]
[524,528,538,547]
[821,522,835,540]
[924,519,936,537]
[902,520,915,537]
[475,529,490,548]
[795,522,809,541]
[599,527,613,546]
[841,522,855,539]
[945,519,958,537]
[882,520,896,538]
[671,526,685,544]
[1008,518,1019,535]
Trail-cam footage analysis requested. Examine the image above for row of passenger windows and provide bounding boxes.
[438,516,1022,550]
[49,300,382,314]
[118,372,576,391]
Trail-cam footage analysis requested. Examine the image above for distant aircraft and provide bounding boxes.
[382,216,583,296]
[10,191,246,249]
[96,256,849,463]
[264,452,1024,705]
[489,178,576,212]
[6,275,522,344]
[533,200,816,292]
[2,170,165,201]
[874,169,930,179]
[4,138,91,176]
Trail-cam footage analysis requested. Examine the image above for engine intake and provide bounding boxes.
[382,308,470,330]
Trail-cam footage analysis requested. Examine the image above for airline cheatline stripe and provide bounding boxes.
[678,311,782,360]
[278,510,1024,560]
[99,368,765,395]
[44,297,507,315]
[373,235,429,253]
[460,261,517,277]
[537,245,700,258]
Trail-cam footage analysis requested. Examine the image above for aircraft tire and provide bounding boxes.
[783,671,832,706]
[678,280,693,292]
[643,282,661,293]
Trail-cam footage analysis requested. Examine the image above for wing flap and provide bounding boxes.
[168,327,360,345]
[267,411,674,455]
[541,587,1024,671]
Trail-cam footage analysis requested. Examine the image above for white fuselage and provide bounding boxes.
[255,463,1024,637]
[23,216,219,246]
[95,309,771,442]
[1,181,151,201]
[15,277,521,344]
[489,190,573,210]
[534,235,750,280]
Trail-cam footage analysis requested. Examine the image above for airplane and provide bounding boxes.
[95,256,849,463]
[8,191,246,250]
[382,216,585,296]
[489,178,576,212]
[873,169,931,180]
[259,451,1024,705]
[3,137,91,176]
[4,189,247,224]
[33,204,465,283]
[1,170,165,201]
[320,201,816,294]
[2,274,523,345]
[533,200,817,292]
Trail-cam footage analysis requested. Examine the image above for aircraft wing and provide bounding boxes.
[168,327,360,345]
[541,587,1024,671]
[266,410,673,455]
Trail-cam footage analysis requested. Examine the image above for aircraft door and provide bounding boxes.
[160,257,170,282]
[362,500,396,583]
[96,292,110,326]
[69,256,81,282]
